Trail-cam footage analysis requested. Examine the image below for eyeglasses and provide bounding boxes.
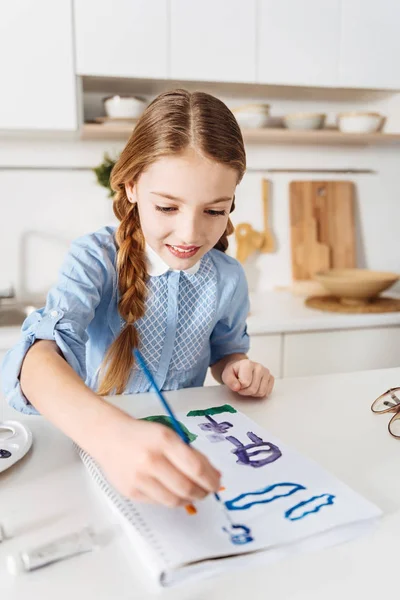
[371,387,400,438]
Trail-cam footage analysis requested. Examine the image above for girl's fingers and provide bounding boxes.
[237,364,264,396]
[127,488,155,504]
[134,475,188,508]
[238,367,274,398]
[153,455,209,501]
[234,360,254,388]
[256,373,271,398]
[164,440,221,494]
[266,374,275,397]
[221,363,241,390]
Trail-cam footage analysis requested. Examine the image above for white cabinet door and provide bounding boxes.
[257,0,340,87]
[0,1,77,131]
[170,0,256,83]
[284,327,400,378]
[204,334,282,386]
[248,334,282,378]
[74,0,168,79]
[339,0,400,89]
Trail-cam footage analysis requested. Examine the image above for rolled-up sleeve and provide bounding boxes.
[209,265,250,365]
[1,238,106,414]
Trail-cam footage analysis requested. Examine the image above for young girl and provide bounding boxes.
[1,89,274,508]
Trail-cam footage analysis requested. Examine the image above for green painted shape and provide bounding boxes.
[141,415,197,443]
[186,404,237,417]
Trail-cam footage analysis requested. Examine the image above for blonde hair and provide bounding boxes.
[97,89,246,395]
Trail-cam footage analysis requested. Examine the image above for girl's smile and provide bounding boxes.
[166,244,201,260]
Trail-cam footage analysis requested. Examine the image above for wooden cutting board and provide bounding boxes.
[290,181,356,280]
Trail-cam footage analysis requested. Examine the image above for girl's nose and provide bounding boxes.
[177,215,199,244]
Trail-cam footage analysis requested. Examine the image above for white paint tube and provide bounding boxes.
[6,526,98,575]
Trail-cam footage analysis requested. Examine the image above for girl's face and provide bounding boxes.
[125,149,238,270]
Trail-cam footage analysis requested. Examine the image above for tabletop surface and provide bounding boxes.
[1,367,400,599]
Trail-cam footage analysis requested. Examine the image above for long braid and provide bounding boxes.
[97,196,147,395]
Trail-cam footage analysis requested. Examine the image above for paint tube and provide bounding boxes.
[6,526,98,575]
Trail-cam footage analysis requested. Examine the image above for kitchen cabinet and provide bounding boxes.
[74,0,168,79]
[72,0,400,92]
[257,0,340,87]
[0,0,77,131]
[339,0,400,89]
[204,333,282,386]
[258,0,400,90]
[170,0,257,83]
[205,325,400,384]
[283,326,400,378]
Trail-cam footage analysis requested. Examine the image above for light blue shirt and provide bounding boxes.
[1,226,250,415]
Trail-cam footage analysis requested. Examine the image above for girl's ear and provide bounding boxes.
[125,181,137,204]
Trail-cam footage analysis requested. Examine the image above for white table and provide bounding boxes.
[1,367,400,599]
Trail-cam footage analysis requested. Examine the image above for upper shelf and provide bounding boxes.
[81,123,400,146]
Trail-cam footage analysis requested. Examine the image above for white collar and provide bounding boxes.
[145,243,201,277]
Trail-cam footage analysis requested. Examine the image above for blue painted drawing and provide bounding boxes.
[225,483,305,511]
[285,494,335,521]
[226,432,282,468]
[223,523,254,545]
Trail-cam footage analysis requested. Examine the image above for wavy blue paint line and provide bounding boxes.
[225,482,306,511]
[285,493,335,521]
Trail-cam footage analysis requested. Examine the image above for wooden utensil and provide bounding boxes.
[260,178,275,252]
[235,178,275,263]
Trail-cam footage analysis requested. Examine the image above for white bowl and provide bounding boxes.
[283,112,326,130]
[232,104,270,129]
[103,95,147,119]
[337,112,384,134]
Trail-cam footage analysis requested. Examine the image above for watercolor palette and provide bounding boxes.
[0,421,32,473]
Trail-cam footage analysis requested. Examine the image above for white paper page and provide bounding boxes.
[129,405,382,571]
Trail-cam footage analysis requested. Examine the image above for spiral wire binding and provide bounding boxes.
[77,446,171,570]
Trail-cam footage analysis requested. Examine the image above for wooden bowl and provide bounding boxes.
[314,269,399,306]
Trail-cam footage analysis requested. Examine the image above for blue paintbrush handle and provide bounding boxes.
[134,349,232,523]
[133,349,188,444]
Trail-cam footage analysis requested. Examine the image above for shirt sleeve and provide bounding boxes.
[1,237,106,415]
[209,264,250,365]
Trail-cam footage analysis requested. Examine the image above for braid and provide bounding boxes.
[97,196,147,395]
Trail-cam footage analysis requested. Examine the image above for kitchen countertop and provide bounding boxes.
[248,290,400,334]
[1,292,400,342]
[1,367,400,599]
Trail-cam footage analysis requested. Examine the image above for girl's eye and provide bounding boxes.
[155,206,226,216]
[155,206,177,213]
[206,209,226,217]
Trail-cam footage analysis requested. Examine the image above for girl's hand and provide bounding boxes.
[221,358,274,398]
[94,416,221,508]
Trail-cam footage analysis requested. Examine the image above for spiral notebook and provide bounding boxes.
[78,404,382,588]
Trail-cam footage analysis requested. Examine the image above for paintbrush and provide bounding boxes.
[133,348,235,528]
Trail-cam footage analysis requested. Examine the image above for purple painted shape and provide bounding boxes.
[226,431,282,468]
[198,415,233,434]
[206,434,226,443]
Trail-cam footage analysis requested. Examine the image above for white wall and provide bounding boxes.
[1,89,400,301]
